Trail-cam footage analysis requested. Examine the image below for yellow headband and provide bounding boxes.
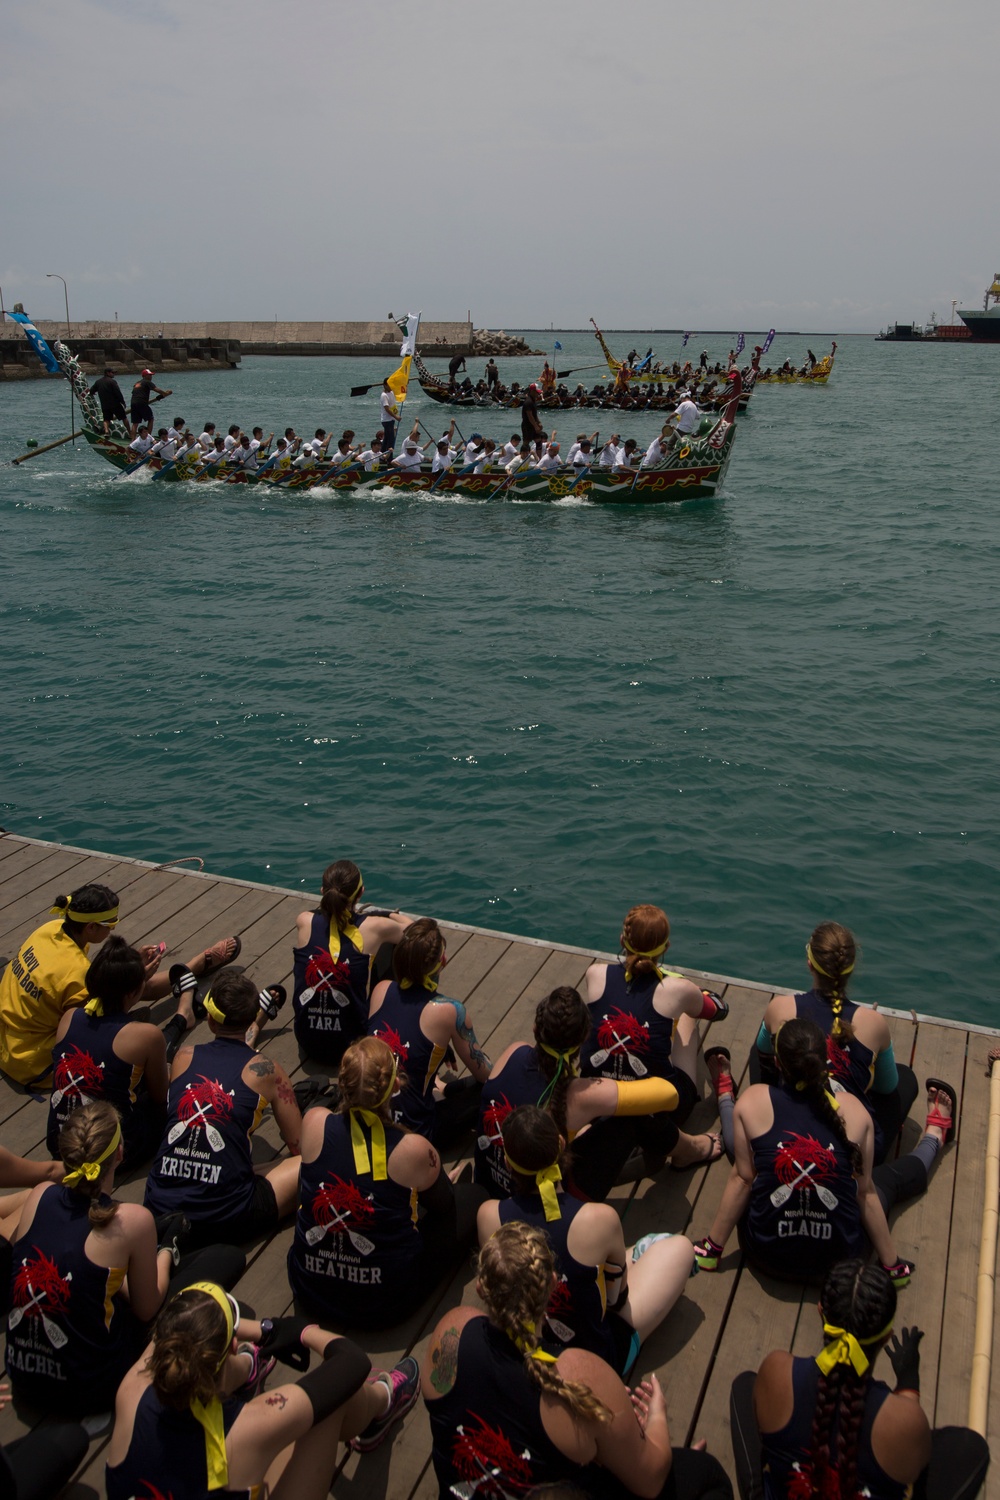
[52,902,119,926]
[182,1283,236,1492]
[204,994,226,1024]
[622,939,669,959]
[62,1121,122,1185]
[815,1318,894,1379]
[806,943,854,980]
[504,1153,562,1222]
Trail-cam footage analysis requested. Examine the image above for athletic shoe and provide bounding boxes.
[350,1356,420,1453]
[236,1342,277,1397]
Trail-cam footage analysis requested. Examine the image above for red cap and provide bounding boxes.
[141,367,154,377]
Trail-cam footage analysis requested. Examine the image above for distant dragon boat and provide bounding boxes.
[756,342,837,384]
[16,319,742,504]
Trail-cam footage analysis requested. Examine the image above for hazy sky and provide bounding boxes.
[3,0,996,331]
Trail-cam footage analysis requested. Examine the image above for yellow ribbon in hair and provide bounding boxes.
[623,937,669,982]
[349,1054,397,1180]
[184,1282,236,1492]
[815,1318,894,1379]
[84,997,104,1017]
[536,1040,579,1107]
[513,1320,558,1364]
[51,901,119,926]
[328,874,364,962]
[806,943,854,980]
[204,994,227,1025]
[62,1121,122,1185]
[505,1153,563,1222]
[793,1080,840,1112]
[400,960,442,994]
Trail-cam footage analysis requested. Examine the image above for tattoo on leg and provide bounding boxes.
[265,1392,288,1409]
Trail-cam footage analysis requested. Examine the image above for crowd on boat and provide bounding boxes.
[0,870,988,1500]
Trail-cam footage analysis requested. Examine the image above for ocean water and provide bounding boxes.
[1,331,998,1025]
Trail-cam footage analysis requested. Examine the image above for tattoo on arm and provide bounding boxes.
[430,1328,460,1394]
[276,1076,297,1106]
[248,1057,275,1079]
[454,1004,491,1073]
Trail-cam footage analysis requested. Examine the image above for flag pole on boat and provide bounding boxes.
[969,1046,1000,1436]
[385,311,420,446]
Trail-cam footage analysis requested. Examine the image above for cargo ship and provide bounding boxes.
[956,272,1000,341]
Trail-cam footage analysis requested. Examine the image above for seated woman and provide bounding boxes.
[0,1380,89,1500]
[0,882,239,1088]
[476,986,689,1203]
[478,1106,694,1378]
[729,1260,989,1500]
[6,1102,243,1418]
[144,969,302,1247]
[47,936,168,1171]
[288,1036,486,1329]
[292,859,414,1067]
[754,922,917,1162]
[583,903,728,1172]
[422,1219,733,1500]
[105,1283,421,1500]
[692,1019,952,1283]
[367,917,490,1145]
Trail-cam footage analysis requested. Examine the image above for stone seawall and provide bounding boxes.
[29,318,473,350]
[0,335,240,383]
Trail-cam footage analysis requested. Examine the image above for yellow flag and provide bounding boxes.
[386,356,411,403]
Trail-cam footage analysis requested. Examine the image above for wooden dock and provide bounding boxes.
[0,831,994,1499]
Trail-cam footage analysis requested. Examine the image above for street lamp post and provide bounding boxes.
[46,272,75,444]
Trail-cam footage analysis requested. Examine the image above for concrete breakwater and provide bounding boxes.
[0,334,240,382]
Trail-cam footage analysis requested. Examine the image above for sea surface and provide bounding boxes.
[1,331,998,1026]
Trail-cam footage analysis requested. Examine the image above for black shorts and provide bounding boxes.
[188,1172,279,1248]
[130,402,154,427]
[100,403,128,424]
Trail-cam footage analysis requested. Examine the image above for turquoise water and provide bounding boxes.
[2,332,998,1024]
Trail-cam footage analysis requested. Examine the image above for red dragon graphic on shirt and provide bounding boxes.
[452,1413,535,1497]
[480,1095,515,1149]
[773,1133,837,1189]
[52,1044,106,1102]
[373,1021,410,1065]
[11,1251,72,1345]
[129,1486,176,1500]
[176,1076,235,1129]
[590,1007,651,1074]
[310,1176,376,1232]
[304,950,352,997]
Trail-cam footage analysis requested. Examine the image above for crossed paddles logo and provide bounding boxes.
[299,952,353,1010]
[477,1096,514,1157]
[304,1176,376,1255]
[168,1076,235,1153]
[9,1250,71,1348]
[51,1045,106,1109]
[769,1133,840,1210]
[451,1414,534,1498]
[372,1022,410,1066]
[590,1007,650,1076]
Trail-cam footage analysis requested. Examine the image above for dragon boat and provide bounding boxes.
[756,342,837,384]
[25,328,742,505]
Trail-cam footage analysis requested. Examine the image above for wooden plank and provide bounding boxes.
[433,933,510,1003]
[0,843,96,901]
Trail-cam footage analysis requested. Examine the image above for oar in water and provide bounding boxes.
[114,450,158,479]
[555,362,608,380]
[566,465,592,495]
[10,432,77,465]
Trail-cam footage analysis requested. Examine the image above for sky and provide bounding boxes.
[2,0,997,331]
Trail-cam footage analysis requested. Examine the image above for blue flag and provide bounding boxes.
[736,332,745,356]
[7,309,61,374]
[553,340,563,350]
[762,327,776,355]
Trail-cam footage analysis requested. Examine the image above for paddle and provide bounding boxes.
[555,362,607,380]
[566,465,592,495]
[114,451,157,479]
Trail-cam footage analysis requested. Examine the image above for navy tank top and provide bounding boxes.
[427,1317,607,1500]
[581,965,676,1083]
[292,910,371,1064]
[5,1185,143,1408]
[105,1384,252,1500]
[47,1009,142,1152]
[744,1085,864,1278]
[475,1046,549,1195]
[498,1192,616,1366]
[144,1037,268,1225]
[367,980,447,1138]
[761,1358,907,1500]
[795,989,876,1105]
[287,1111,420,1325]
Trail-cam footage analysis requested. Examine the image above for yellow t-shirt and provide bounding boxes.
[0,919,91,1084]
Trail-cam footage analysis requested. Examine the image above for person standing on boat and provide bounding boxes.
[674,392,701,435]
[540,360,557,396]
[379,380,400,452]
[447,352,467,388]
[485,358,500,390]
[89,368,129,435]
[521,382,545,447]
[129,368,170,436]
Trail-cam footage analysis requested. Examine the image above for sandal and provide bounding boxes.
[705,1045,737,1099]
[925,1078,957,1143]
[257,984,287,1021]
[198,935,241,975]
[670,1131,723,1172]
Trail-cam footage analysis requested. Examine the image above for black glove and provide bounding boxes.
[885,1326,923,1392]
[259,1315,312,1370]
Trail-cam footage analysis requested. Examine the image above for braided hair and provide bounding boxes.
[533,988,591,1140]
[477,1222,610,1423]
[620,904,670,984]
[58,1100,121,1228]
[337,1035,409,1118]
[806,1260,897,1500]
[775,1019,863,1176]
[319,859,363,931]
[807,922,858,1046]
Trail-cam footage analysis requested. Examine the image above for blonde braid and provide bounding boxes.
[478,1223,611,1425]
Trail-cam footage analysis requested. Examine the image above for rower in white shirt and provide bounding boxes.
[198,423,217,452]
[167,419,187,444]
[151,436,177,462]
[498,434,520,466]
[570,438,593,472]
[430,421,458,474]
[357,437,384,471]
[614,438,639,470]
[598,434,622,468]
[642,435,671,468]
[223,425,241,453]
[174,432,204,470]
[391,436,424,474]
[469,439,498,474]
[326,438,359,470]
[536,441,563,473]
[566,431,598,466]
[128,426,155,457]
